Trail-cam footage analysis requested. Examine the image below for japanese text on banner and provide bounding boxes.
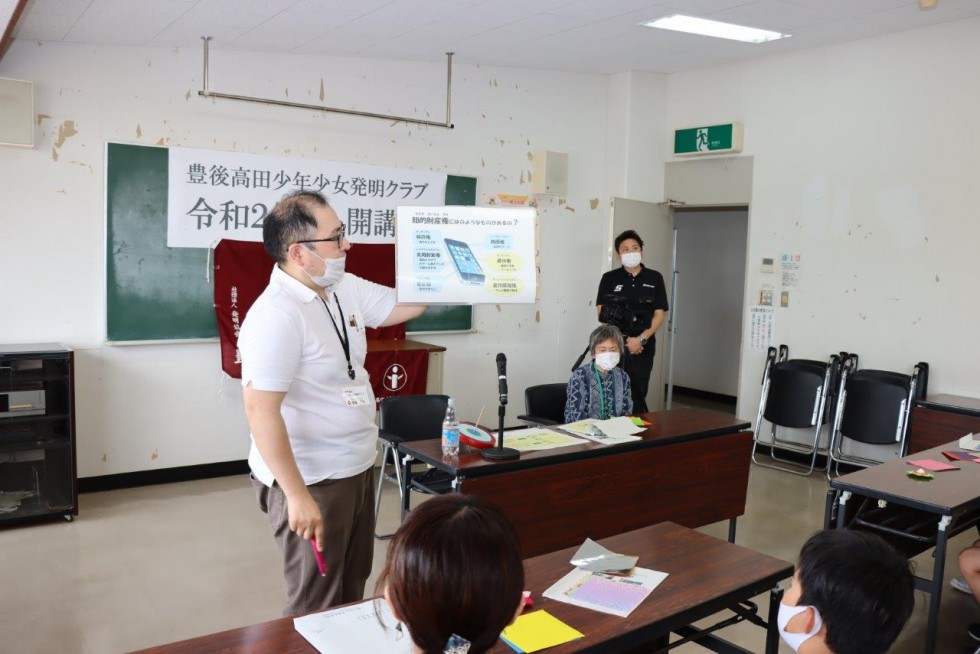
[167,146,447,247]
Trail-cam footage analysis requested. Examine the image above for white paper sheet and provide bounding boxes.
[560,418,642,445]
[570,538,638,574]
[959,433,980,452]
[592,416,644,438]
[294,599,412,654]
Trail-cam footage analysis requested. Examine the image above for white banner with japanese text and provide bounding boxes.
[395,206,537,304]
[166,146,447,247]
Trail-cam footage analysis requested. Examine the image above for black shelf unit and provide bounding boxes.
[0,344,77,525]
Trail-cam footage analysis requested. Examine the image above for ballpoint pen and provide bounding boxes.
[311,537,327,576]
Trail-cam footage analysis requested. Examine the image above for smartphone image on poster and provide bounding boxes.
[444,238,486,285]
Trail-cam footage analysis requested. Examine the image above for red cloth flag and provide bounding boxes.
[365,348,430,408]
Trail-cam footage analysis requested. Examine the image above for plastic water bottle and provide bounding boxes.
[442,398,460,456]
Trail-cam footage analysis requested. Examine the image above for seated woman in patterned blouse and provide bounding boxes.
[564,325,634,423]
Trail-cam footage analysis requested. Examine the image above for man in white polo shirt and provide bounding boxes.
[238,190,425,615]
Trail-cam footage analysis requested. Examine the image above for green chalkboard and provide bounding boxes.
[406,305,472,333]
[104,143,473,342]
[106,143,216,342]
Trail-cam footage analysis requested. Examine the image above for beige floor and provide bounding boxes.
[0,460,978,654]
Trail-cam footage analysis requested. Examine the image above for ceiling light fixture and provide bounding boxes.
[918,0,939,9]
[641,14,791,44]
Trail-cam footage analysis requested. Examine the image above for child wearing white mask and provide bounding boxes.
[564,325,633,422]
[779,529,914,654]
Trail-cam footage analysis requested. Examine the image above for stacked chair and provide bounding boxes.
[825,354,928,478]
[752,345,842,476]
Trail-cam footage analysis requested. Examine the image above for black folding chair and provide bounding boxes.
[751,345,841,476]
[826,355,928,478]
[373,394,452,539]
[517,383,568,426]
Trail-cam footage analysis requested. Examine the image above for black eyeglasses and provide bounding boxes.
[297,225,346,245]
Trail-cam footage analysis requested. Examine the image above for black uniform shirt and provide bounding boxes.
[595,265,669,337]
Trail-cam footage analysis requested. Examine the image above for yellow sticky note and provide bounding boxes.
[500,610,584,653]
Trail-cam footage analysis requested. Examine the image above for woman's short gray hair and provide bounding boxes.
[589,324,624,356]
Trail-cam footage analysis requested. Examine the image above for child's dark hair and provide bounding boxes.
[378,494,524,654]
[614,229,643,252]
[798,529,914,654]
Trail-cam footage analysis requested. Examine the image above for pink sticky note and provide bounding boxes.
[907,459,958,472]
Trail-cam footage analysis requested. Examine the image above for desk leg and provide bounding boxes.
[823,489,837,529]
[400,453,412,520]
[925,515,952,654]
[835,491,851,529]
[728,517,737,543]
[765,586,784,654]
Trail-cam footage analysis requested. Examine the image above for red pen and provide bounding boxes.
[311,537,327,576]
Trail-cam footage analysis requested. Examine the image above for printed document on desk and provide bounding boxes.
[501,428,586,452]
[544,567,668,618]
[294,599,412,653]
[561,417,643,445]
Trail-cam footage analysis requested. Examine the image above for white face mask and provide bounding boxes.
[302,248,346,290]
[777,602,823,652]
[594,352,620,371]
[620,252,642,268]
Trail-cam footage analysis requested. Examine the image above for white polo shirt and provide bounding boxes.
[239,265,397,486]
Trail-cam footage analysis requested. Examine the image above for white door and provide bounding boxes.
[609,198,673,412]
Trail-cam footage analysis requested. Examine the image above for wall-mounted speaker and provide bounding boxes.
[0,77,34,148]
[532,150,568,195]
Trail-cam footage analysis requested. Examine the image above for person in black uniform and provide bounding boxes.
[595,230,669,414]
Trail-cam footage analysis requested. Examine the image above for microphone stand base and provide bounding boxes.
[481,447,521,461]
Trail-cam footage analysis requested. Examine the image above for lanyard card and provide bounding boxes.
[342,386,371,407]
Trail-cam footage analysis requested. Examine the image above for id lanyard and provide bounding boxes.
[591,363,613,420]
[320,295,355,380]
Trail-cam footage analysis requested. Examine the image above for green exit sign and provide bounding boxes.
[674,122,744,156]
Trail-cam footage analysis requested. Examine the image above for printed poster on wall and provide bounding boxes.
[780,253,801,290]
[395,206,537,304]
[167,146,447,247]
[748,306,775,352]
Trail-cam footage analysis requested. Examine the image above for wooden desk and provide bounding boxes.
[908,394,980,454]
[132,522,793,654]
[825,440,980,654]
[400,408,753,558]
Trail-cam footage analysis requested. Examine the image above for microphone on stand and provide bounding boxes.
[482,352,520,461]
[496,352,508,405]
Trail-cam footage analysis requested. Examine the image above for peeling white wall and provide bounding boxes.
[665,16,980,424]
[0,40,613,477]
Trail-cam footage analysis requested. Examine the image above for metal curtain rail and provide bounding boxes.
[197,36,455,129]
